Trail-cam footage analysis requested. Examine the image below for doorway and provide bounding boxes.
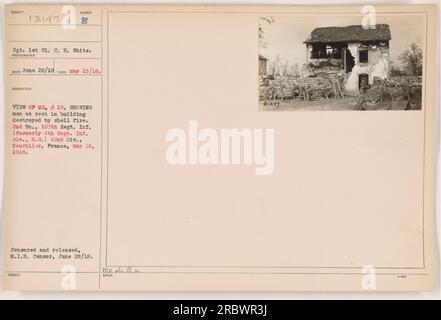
[358,73,369,89]
[343,49,355,73]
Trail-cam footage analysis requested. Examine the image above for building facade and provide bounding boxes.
[304,24,391,95]
[259,54,268,75]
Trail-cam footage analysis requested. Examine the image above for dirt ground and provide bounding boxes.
[259,96,413,111]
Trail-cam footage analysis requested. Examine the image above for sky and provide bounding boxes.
[259,14,425,69]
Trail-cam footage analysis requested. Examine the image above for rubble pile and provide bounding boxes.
[389,76,422,87]
[370,76,422,102]
[258,76,297,100]
[259,73,422,106]
[308,59,342,69]
[259,71,346,101]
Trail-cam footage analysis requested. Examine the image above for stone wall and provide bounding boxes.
[259,73,422,103]
[389,76,422,87]
[259,72,345,101]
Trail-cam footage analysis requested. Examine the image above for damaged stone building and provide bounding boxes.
[304,24,391,95]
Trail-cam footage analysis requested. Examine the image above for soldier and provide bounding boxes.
[354,78,371,110]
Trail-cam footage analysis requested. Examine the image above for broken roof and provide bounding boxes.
[304,24,391,44]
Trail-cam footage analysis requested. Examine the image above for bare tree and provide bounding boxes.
[268,54,282,76]
[290,63,300,77]
[389,60,405,76]
[279,59,289,76]
[268,55,297,77]
[400,43,423,76]
[258,17,275,48]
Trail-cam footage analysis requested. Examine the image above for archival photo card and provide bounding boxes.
[2,4,437,292]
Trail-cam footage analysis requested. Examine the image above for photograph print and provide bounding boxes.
[258,14,425,111]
